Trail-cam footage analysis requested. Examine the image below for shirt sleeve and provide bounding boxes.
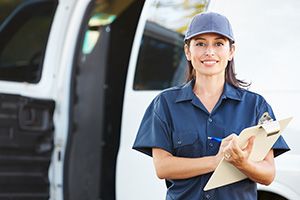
[257,99,290,157]
[132,96,173,157]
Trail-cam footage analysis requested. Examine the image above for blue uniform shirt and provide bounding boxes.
[133,80,290,200]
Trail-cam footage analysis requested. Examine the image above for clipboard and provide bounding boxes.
[203,116,293,191]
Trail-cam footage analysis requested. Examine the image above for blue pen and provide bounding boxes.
[207,136,222,143]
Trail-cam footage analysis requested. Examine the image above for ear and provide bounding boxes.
[228,44,235,61]
[184,44,191,61]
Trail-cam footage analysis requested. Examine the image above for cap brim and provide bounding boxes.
[184,30,235,43]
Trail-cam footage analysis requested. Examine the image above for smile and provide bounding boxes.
[201,60,219,65]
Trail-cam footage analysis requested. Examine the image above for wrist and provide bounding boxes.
[235,158,252,171]
[213,154,222,169]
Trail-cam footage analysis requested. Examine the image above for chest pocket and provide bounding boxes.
[172,131,203,158]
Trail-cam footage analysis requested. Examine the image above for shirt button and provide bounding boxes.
[177,140,182,145]
[208,118,213,123]
[205,194,210,199]
[209,143,213,147]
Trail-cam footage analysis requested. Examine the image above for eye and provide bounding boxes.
[195,42,206,47]
[215,42,224,46]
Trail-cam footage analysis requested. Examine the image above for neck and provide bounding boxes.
[193,75,225,97]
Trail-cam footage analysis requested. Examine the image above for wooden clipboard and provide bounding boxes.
[203,117,293,191]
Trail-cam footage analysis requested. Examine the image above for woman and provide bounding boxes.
[133,12,289,200]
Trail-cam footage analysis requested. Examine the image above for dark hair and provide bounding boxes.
[184,40,250,88]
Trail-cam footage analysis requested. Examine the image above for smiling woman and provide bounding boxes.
[132,11,290,200]
[184,33,235,113]
[183,13,249,88]
[185,34,234,79]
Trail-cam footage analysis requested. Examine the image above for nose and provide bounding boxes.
[204,47,215,56]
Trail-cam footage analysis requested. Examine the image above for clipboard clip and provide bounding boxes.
[258,112,281,137]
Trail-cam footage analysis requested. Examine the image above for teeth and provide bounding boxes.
[203,61,217,64]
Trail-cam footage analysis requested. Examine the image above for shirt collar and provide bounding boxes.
[222,82,243,101]
[175,79,243,103]
[175,80,195,103]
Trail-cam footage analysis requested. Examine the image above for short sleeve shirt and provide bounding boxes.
[132,80,290,200]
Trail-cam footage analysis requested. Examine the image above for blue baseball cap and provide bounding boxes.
[184,12,235,43]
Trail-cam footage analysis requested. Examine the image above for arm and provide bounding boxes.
[152,134,234,180]
[152,148,218,179]
[223,135,275,185]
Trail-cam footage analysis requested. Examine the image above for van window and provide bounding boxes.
[133,0,209,90]
[81,0,135,55]
[0,0,58,83]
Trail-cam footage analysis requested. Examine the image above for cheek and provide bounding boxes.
[220,51,232,61]
[189,50,202,60]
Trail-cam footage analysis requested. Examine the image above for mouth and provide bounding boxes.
[201,60,219,65]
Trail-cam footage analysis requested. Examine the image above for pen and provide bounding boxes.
[207,136,222,143]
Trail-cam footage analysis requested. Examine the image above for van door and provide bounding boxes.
[0,0,57,199]
[63,0,145,199]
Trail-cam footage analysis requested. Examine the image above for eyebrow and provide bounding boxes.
[193,36,227,41]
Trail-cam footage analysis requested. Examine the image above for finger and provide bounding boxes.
[224,152,232,160]
[223,133,237,141]
[231,138,243,156]
[222,146,231,156]
[222,145,232,160]
[223,134,239,151]
[222,134,236,149]
[220,139,231,148]
[221,138,235,152]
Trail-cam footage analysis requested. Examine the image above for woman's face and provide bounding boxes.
[184,33,235,78]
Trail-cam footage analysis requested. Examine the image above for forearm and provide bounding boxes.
[237,160,275,184]
[153,148,220,180]
[234,150,275,185]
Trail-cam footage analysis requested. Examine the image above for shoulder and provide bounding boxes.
[153,82,188,105]
[149,82,190,115]
[238,87,274,117]
[226,85,276,122]
[238,87,267,104]
[224,83,268,106]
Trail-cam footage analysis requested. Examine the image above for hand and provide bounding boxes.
[223,135,255,168]
[215,133,236,166]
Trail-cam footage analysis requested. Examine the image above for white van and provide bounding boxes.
[0,0,299,200]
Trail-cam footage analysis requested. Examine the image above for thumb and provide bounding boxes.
[244,136,255,153]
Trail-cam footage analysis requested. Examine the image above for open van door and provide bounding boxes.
[0,0,57,199]
[63,0,144,199]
